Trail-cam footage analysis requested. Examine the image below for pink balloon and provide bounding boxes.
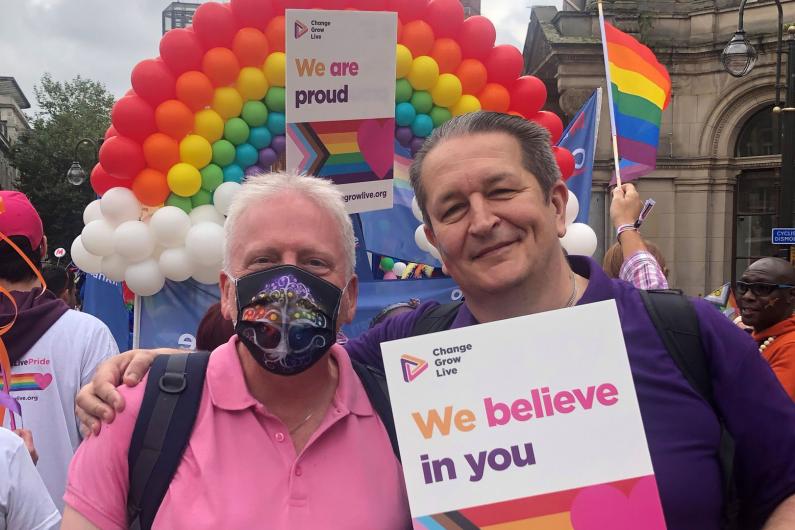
[383,272,399,280]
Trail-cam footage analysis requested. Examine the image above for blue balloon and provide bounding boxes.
[396,102,416,127]
[249,126,273,150]
[266,112,285,135]
[235,143,259,168]
[223,164,244,183]
[411,113,434,138]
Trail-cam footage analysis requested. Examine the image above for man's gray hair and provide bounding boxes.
[223,171,356,278]
[409,111,561,224]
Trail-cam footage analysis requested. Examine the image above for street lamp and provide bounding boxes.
[66,138,103,186]
[722,0,795,230]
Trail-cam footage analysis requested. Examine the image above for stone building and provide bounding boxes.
[524,0,795,295]
[0,77,31,190]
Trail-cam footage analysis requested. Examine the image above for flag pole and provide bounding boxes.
[597,0,622,187]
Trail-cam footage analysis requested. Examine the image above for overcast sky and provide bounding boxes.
[1,0,562,116]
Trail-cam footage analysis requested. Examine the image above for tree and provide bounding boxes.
[9,73,115,258]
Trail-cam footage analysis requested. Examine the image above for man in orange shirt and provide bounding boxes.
[737,257,795,400]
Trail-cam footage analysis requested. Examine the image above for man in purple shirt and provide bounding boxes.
[78,112,795,529]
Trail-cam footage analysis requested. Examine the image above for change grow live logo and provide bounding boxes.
[401,354,428,383]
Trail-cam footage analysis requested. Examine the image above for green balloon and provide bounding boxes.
[430,106,453,128]
[191,189,213,207]
[165,193,192,213]
[200,164,223,193]
[396,79,413,103]
[410,91,433,115]
[241,101,269,127]
[224,118,250,146]
[212,139,236,166]
[264,87,285,113]
[379,256,395,272]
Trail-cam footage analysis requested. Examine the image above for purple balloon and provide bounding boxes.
[410,136,425,155]
[258,147,278,167]
[245,166,262,177]
[271,135,286,155]
[395,126,413,147]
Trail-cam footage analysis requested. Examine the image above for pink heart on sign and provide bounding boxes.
[33,373,52,390]
[569,477,667,530]
[357,118,395,179]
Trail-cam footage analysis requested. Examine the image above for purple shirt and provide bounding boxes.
[346,256,795,529]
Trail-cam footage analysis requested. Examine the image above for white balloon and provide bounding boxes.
[429,245,442,261]
[100,187,141,225]
[392,262,407,276]
[81,220,116,257]
[213,182,242,217]
[114,221,156,263]
[159,247,195,282]
[83,200,103,225]
[149,206,191,248]
[70,236,102,274]
[100,254,128,282]
[560,222,598,257]
[185,222,225,267]
[414,225,432,252]
[411,197,423,222]
[189,204,225,226]
[565,189,580,226]
[192,263,221,285]
[125,259,165,297]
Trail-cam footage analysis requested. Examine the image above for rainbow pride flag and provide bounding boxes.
[601,21,671,181]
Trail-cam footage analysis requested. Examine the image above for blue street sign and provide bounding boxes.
[772,228,795,244]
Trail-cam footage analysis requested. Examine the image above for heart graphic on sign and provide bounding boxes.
[569,477,666,530]
[357,118,395,179]
[33,373,53,390]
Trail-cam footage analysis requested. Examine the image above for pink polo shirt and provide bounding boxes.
[64,337,410,529]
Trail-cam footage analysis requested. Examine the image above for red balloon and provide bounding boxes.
[90,164,131,196]
[458,16,496,60]
[230,0,274,30]
[99,136,146,181]
[485,45,524,87]
[104,125,118,140]
[192,2,238,50]
[350,0,388,9]
[553,146,575,181]
[111,95,156,143]
[131,59,176,107]
[425,0,464,39]
[510,76,547,118]
[531,111,564,144]
[387,0,427,22]
[159,28,203,75]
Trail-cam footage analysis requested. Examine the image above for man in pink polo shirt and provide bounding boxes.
[61,172,411,529]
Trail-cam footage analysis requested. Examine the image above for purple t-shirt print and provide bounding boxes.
[345,256,795,530]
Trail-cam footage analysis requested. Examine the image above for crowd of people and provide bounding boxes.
[2,112,795,529]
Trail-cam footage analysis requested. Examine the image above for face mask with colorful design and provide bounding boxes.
[233,265,343,376]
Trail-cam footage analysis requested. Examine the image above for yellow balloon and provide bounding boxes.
[212,87,244,120]
[263,52,286,87]
[450,94,482,116]
[407,56,439,91]
[193,109,224,143]
[236,67,269,101]
[396,44,413,79]
[167,163,202,197]
[179,134,212,168]
[431,73,463,108]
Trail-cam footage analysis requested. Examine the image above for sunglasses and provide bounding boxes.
[735,281,795,297]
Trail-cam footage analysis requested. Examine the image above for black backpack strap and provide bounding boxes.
[127,351,211,530]
[352,359,400,462]
[639,289,738,529]
[411,301,464,336]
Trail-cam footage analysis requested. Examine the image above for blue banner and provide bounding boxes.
[138,279,220,350]
[558,89,601,224]
[81,274,131,352]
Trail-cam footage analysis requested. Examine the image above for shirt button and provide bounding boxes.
[295,466,303,476]
[275,432,285,442]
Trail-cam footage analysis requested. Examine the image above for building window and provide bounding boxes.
[735,106,778,157]
[734,170,780,276]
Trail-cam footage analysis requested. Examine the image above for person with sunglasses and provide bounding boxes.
[737,257,795,400]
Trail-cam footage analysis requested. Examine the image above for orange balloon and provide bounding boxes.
[431,38,462,74]
[400,20,435,57]
[478,83,510,113]
[202,47,240,87]
[397,18,403,42]
[142,133,180,173]
[456,58,488,96]
[175,71,214,111]
[154,100,194,140]
[132,168,171,206]
[233,28,270,67]
[266,16,285,53]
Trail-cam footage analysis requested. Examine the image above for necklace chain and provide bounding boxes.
[288,411,314,434]
[564,269,578,308]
